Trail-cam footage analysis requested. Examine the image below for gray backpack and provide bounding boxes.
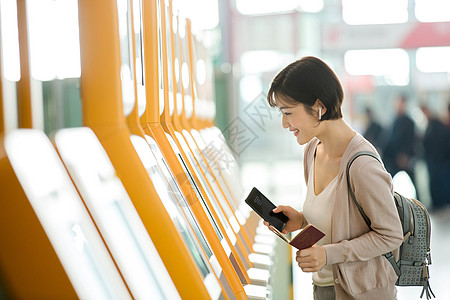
[347,151,434,299]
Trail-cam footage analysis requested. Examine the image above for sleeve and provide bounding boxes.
[323,159,403,265]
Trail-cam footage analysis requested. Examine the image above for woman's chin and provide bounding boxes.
[296,136,306,145]
[296,134,312,145]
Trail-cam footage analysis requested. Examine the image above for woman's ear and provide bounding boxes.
[315,99,326,119]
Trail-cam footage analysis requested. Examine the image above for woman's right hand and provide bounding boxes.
[263,205,304,234]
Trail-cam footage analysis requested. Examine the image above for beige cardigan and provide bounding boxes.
[303,133,403,300]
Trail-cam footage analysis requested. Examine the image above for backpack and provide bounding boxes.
[346,151,434,299]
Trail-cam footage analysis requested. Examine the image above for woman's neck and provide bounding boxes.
[316,119,356,158]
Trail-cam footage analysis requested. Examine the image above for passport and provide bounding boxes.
[269,224,325,250]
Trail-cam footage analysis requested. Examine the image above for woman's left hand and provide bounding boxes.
[295,244,327,272]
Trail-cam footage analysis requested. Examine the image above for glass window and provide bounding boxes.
[235,0,297,15]
[240,50,294,75]
[297,0,323,13]
[416,47,450,73]
[344,48,409,86]
[415,0,450,22]
[27,0,81,80]
[0,0,21,81]
[25,0,83,134]
[342,0,408,25]
[240,75,263,103]
[116,0,135,116]
[133,0,147,117]
[173,0,218,30]
[236,0,324,15]
[0,0,21,132]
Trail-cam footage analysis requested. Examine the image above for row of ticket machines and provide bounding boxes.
[0,0,289,299]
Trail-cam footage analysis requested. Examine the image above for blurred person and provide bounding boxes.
[362,107,385,154]
[382,95,417,186]
[265,56,403,300]
[420,104,450,211]
[447,103,450,130]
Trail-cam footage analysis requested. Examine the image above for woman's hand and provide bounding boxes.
[263,205,304,234]
[295,244,327,272]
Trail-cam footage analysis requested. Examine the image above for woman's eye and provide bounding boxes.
[283,112,291,116]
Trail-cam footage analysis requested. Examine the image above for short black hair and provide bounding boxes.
[267,56,343,121]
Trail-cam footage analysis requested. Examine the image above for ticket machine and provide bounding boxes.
[139,0,267,298]
[0,130,132,299]
[53,127,181,300]
[0,2,131,298]
[76,0,212,298]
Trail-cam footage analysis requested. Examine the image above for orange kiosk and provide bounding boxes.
[139,0,267,298]
[171,15,271,277]
[53,127,182,300]
[158,0,264,287]
[188,44,263,246]
[0,2,131,298]
[76,0,212,298]
[122,0,229,298]
[177,19,273,269]
[180,19,258,255]
[160,9,255,280]
[170,0,273,288]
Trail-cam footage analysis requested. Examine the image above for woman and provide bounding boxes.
[265,56,403,300]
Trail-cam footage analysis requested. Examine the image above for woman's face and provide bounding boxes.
[277,99,318,145]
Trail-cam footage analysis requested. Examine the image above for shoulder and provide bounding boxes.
[343,139,394,210]
[343,134,388,177]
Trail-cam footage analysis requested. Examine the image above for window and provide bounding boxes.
[240,50,294,75]
[342,0,408,25]
[27,0,81,80]
[415,0,450,22]
[236,0,298,15]
[240,75,262,103]
[416,47,450,73]
[0,0,20,81]
[173,0,218,31]
[298,0,323,13]
[344,49,409,86]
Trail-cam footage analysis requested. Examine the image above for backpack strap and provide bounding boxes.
[346,151,380,228]
[346,151,401,277]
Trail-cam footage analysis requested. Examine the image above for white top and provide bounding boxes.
[302,155,338,287]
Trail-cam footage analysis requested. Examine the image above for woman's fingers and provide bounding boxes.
[273,205,288,214]
[272,206,282,213]
[295,247,327,272]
